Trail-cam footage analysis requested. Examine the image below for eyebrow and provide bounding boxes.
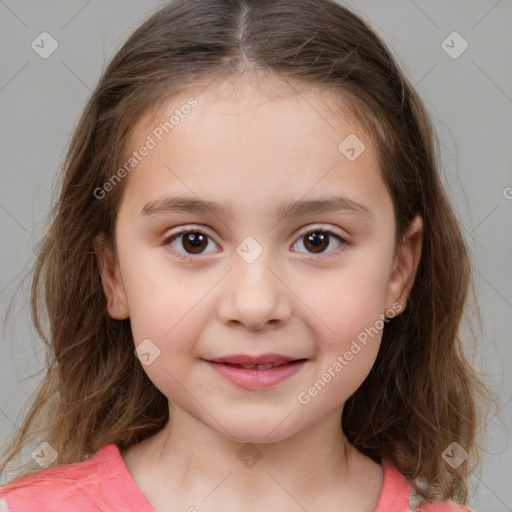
[139,195,375,222]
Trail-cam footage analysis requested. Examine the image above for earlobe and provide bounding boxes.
[92,233,130,320]
[385,214,423,315]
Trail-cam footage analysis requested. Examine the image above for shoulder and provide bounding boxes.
[377,460,473,512]
[0,444,121,512]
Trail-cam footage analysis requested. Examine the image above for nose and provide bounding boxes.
[217,251,292,331]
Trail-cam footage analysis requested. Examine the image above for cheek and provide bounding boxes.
[292,259,390,397]
[298,260,390,340]
[127,280,205,352]
[118,246,206,349]
[122,261,211,399]
[299,282,386,407]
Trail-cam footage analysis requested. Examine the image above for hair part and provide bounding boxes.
[1,0,495,504]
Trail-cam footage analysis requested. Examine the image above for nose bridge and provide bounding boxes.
[217,234,292,329]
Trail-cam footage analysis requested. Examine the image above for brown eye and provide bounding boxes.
[304,231,330,253]
[292,228,346,258]
[181,231,208,254]
[164,229,218,258]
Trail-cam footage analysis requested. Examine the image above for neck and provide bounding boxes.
[123,402,383,510]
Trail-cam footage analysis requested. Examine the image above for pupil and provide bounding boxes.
[185,233,205,253]
[307,232,328,253]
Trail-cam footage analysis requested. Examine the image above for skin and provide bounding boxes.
[93,73,423,512]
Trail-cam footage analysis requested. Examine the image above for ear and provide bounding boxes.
[92,233,130,320]
[385,214,423,315]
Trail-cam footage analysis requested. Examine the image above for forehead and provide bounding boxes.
[119,75,392,224]
[130,73,369,157]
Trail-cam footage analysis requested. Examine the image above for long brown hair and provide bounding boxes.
[0,0,495,504]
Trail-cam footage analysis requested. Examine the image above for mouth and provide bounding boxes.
[213,360,307,370]
[202,358,308,389]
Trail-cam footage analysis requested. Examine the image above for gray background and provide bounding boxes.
[1,0,511,510]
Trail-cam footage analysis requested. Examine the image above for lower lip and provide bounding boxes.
[204,360,307,389]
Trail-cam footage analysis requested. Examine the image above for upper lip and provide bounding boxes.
[205,353,305,365]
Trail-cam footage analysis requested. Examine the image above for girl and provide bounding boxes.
[0,0,494,510]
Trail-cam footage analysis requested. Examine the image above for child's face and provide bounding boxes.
[95,75,422,443]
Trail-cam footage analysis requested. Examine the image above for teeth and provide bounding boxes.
[254,363,279,370]
[227,362,288,370]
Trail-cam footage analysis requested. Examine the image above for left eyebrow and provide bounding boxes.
[277,196,375,222]
[139,195,375,222]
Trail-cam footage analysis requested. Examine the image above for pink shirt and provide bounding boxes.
[0,444,471,511]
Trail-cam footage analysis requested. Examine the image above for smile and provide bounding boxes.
[203,359,308,389]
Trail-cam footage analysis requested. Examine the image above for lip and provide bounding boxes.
[203,359,308,389]
[207,353,303,365]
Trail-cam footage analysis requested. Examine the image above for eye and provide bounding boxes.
[163,228,219,260]
[291,226,348,259]
[162,225,349,262]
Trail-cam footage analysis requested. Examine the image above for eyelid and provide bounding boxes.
[295,223,345,239]
[168,224,216,237]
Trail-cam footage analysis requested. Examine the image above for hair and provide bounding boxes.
[0,0,496,505]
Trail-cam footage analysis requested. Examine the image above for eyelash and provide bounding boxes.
[161,225,349,262]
